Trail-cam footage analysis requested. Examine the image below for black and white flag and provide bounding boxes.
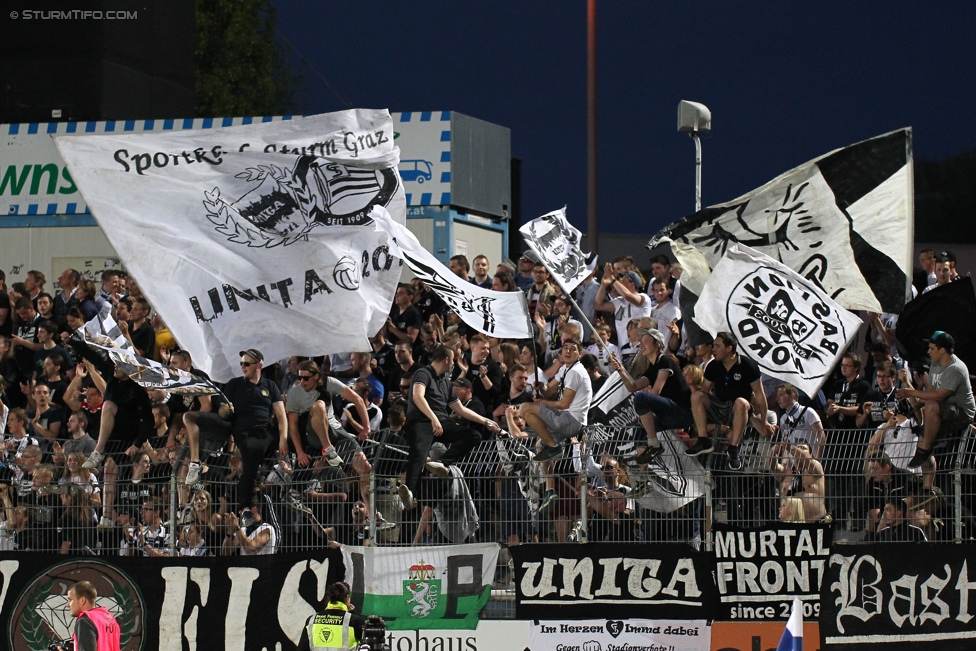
[520,207,598,293]
[79,312,219,397]
[376,209,533,339]
[696,244,862,396]
[650,129,913,323]
[588,372,705,513]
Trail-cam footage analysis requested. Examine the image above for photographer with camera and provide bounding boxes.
[51,580,121,651]
[298,581,366,651]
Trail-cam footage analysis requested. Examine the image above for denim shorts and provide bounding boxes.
[633,391,694,431]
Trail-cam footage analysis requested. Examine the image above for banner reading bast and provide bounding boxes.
[821,544,976,651]
[376,209,533,339]
[341,543,499,630]
[512,542,719,620]
[530,619,711,651]
[695,244,862,396]
[521,207,598,293]
[55,110,404,381]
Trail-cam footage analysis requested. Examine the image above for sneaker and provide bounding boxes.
[325,447,344,467]
[96,516,115,530]
[375,514,397,531]
[398,483,416,510]
[685,438,714,457]
[907,446,934,469]
[628,482,651,499]
[184,461,201,486]
[634,445,663,465]
[538,489,557,515]
[533,444,563,463]
[727,445,742,470]
[82,450,105,469]
[425,460,450,477]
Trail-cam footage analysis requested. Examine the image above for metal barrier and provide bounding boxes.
[4,422,972,558]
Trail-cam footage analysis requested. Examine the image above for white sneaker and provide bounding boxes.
[325,447,344,467]
[184,461,201,486]
[96,516,115,530]
[82,450,105,469]
[425,460,450,477]
[398,483,415,510]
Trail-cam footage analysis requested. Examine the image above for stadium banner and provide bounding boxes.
[54,109,405,382]
[377,209,533,339]
[695,244,862,397]
[520,206,598,293]
[710,622,822,651]
[0,550,344,651]
[341,542,499,630]
[821,544,976,651]
[511,542,719,620]
[529,618,711,651]
[650,128,913,329]
[713,522,832,622]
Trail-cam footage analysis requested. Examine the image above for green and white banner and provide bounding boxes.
[342,543,499,630]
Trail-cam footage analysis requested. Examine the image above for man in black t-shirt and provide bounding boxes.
[825,353,872,430]
[182,348,288,512]
[688,332,772,468]
[387,284,423,344]
[399,346,499,510]
[610,328,693,464]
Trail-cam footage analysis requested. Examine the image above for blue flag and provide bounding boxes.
[777,597,804,651]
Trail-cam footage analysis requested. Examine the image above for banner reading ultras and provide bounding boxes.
[0,550,344,651]
[342,543,499,630]
[713,522,832,622]
[821,544,976,651]
[54,110,405,382]
[512,542,720,621]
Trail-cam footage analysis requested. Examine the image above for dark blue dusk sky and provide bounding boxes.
[273,1,976,236]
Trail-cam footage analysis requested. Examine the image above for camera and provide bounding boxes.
[359,615,389,651]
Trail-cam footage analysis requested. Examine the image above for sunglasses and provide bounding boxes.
[240,361,254,367]
[298,374,315,381]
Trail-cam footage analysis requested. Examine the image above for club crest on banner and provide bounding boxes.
[520,207,598,292]
[727,265,847,380]
[203,158,400,247]
[403,558,443,620]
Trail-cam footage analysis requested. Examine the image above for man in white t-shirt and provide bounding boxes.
[521,339,593,462]
[593,264,652,348]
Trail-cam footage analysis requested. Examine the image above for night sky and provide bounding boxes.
[273,1,976,237]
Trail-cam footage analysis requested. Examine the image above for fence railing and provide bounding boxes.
[2,422,973,558]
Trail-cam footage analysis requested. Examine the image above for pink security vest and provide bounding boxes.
[73,607,121,651]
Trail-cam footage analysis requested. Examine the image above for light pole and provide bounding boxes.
[677,100,711,212]
[587,0,599,254]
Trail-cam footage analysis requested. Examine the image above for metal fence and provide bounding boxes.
[3,423,973,559]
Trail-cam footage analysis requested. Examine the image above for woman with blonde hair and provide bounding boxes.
[186,488,224,552]
[779,496,806,523]
[682,364,704,392]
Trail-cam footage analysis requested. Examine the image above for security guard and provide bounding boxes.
[298,581,366,651]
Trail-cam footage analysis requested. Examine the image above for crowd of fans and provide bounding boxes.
[0,247,973,560]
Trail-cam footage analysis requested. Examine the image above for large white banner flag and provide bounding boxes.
[54,110,404,381]
[520,207,598,293]
[342,543,499,630]
[376,209,533,339]
[696,244,862,396]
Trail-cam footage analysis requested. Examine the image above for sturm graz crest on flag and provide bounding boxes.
[521,207,598,292]
[203,156,400,248]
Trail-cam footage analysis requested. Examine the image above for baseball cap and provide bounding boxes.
[238,348,264,362]
[925,331,955,351]
[520,250,539,263]
[451,378,473,389]
[620,270,642,286]
[637,327,666,348]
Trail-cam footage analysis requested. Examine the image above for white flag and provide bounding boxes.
[520,207,598,293]
[55,110,404,381]
[696,244,862,396]
[376,209,533,339]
